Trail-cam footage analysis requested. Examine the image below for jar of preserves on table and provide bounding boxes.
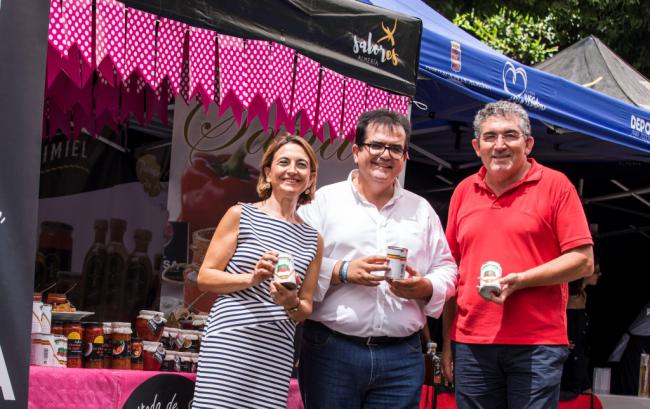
[83,322,104,368]
[131,338,144,370]
[142,341,165,371]
[111,322,132,370]
[160,351,180,372]
[178,352,193,372]
[51,321,64,336]
[102,322,112,368]
[135,310,166,342]
[176,330,200,353]
[64,322,83,368]
[162,328,179,350]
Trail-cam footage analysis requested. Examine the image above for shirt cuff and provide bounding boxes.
[313,256,336,302]
[422,271,456,318]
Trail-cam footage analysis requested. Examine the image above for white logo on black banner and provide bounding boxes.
[0,210,6,224]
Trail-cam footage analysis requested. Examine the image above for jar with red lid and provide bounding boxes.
[102,323,112,368]
[131,338,144,370]
[64,322,83,368]
[111,322,132,370]
[83,322,104,368]
[135,310,166,342]
[142,341,165,371]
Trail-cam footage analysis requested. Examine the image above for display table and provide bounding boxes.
[29,366,617,409]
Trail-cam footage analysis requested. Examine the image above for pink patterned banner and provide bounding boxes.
[189,27,217,110]
[156,17,186,94]
[389,94,410,117]
[269,42,296,133]
[218,34,246,122]
[316,68,344,141]
[292,55,320,138]
[65,0,94,86]
[96,0,126,85]
[245,40,271,129]
[366,86,389,111]
[342,78,367,140]
[46,0,71,88]
[125,8,158,88]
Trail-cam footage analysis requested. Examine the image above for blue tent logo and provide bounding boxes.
[502,61,528,97]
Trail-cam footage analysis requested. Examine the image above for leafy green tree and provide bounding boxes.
[452,7,558,65]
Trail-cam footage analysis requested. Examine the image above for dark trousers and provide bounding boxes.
[453,342,569,409]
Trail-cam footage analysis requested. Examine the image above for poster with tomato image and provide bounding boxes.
[166,101,355,314]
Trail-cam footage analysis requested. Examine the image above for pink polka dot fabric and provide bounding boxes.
[342,78,368,140]
[269,42,296,132]
[156,17,186,94]
[389,94,410,117]
[366,86,389,111]
[244,39,270,109]
[125,8,157,88]
[217,34,246,105]
[189,27,217,109]
[48,0,70,57]
[291,54,320,136]
[65,0,93,68]
[96,0,126,82]
[316,68,344,140]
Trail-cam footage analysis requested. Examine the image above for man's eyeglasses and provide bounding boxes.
[360,142,406,159]
[479,131,525,143]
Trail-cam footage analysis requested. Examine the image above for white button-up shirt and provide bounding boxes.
[298,171,458,337]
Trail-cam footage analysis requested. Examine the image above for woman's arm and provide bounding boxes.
[272,234,324,322]
[197,205,276,294]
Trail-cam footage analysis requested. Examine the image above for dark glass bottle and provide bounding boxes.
[102,218,128,321]
[125,229,153,318]
[80,219,108,311]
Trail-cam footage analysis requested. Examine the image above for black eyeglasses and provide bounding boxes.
[360,142,406,159]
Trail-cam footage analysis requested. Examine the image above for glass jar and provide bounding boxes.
[142,341,165,371]
[131,338,144,370]
[191,353,199,373]
[160,351,180,372]
[83,322,104,368]
[178,352,193,373]
[135,310,166,342]
[51,321,64,336]
[102,322,112,369]
[64,322,83,368]
[175,330,199,352]
[111,322,132,370]
[162,328,180,350]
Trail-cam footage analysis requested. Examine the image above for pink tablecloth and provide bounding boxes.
[28,366,603,409]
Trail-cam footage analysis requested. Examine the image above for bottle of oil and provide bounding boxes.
[80,219,108,311]
[639,353,649,397]
[125,229,153,318]
[102,218,128,321]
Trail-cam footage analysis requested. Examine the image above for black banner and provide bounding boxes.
[122,0,422,97]
[0,0,49,407]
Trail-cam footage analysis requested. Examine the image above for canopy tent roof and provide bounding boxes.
[536,35,650,111]
[366,0,650,168]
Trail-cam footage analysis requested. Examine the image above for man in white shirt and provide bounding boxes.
[297,109,458,409]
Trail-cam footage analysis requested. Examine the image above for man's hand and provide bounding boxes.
[345,255,388,286]
[388,265,433,300]
[441,345,453,385]
[487,272,526,304]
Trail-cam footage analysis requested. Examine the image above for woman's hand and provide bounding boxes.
[251,250,278,286]
[270,276,301,309]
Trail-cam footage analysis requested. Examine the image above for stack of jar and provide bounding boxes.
[157,315,204,373]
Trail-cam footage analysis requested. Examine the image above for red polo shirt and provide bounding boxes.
[446,159,592,345]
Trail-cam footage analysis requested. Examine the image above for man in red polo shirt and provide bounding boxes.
[442,101,594,409]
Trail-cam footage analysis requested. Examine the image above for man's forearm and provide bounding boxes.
[518,245,594,288]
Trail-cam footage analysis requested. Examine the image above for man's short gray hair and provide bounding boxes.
[473,100,532,138]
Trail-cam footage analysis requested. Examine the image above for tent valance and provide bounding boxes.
[45,0,411,141]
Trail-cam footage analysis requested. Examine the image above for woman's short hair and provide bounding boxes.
[257,132,319,205]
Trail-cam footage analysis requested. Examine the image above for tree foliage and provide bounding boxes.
[452,7,558,65]
[426,0,650,77]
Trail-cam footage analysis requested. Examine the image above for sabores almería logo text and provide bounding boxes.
[352,19,400,67]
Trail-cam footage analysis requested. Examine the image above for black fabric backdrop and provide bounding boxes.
[0,0,49,406]
[122,0,422,97]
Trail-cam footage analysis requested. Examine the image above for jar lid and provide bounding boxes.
[142,341,162,352]
[137,314,168,323]
[192,319,206,326]
[138,310,164,316]
[164,351,178,359]
[165,327,180,334]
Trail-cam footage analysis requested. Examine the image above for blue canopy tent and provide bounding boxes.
[365,0,650,168]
